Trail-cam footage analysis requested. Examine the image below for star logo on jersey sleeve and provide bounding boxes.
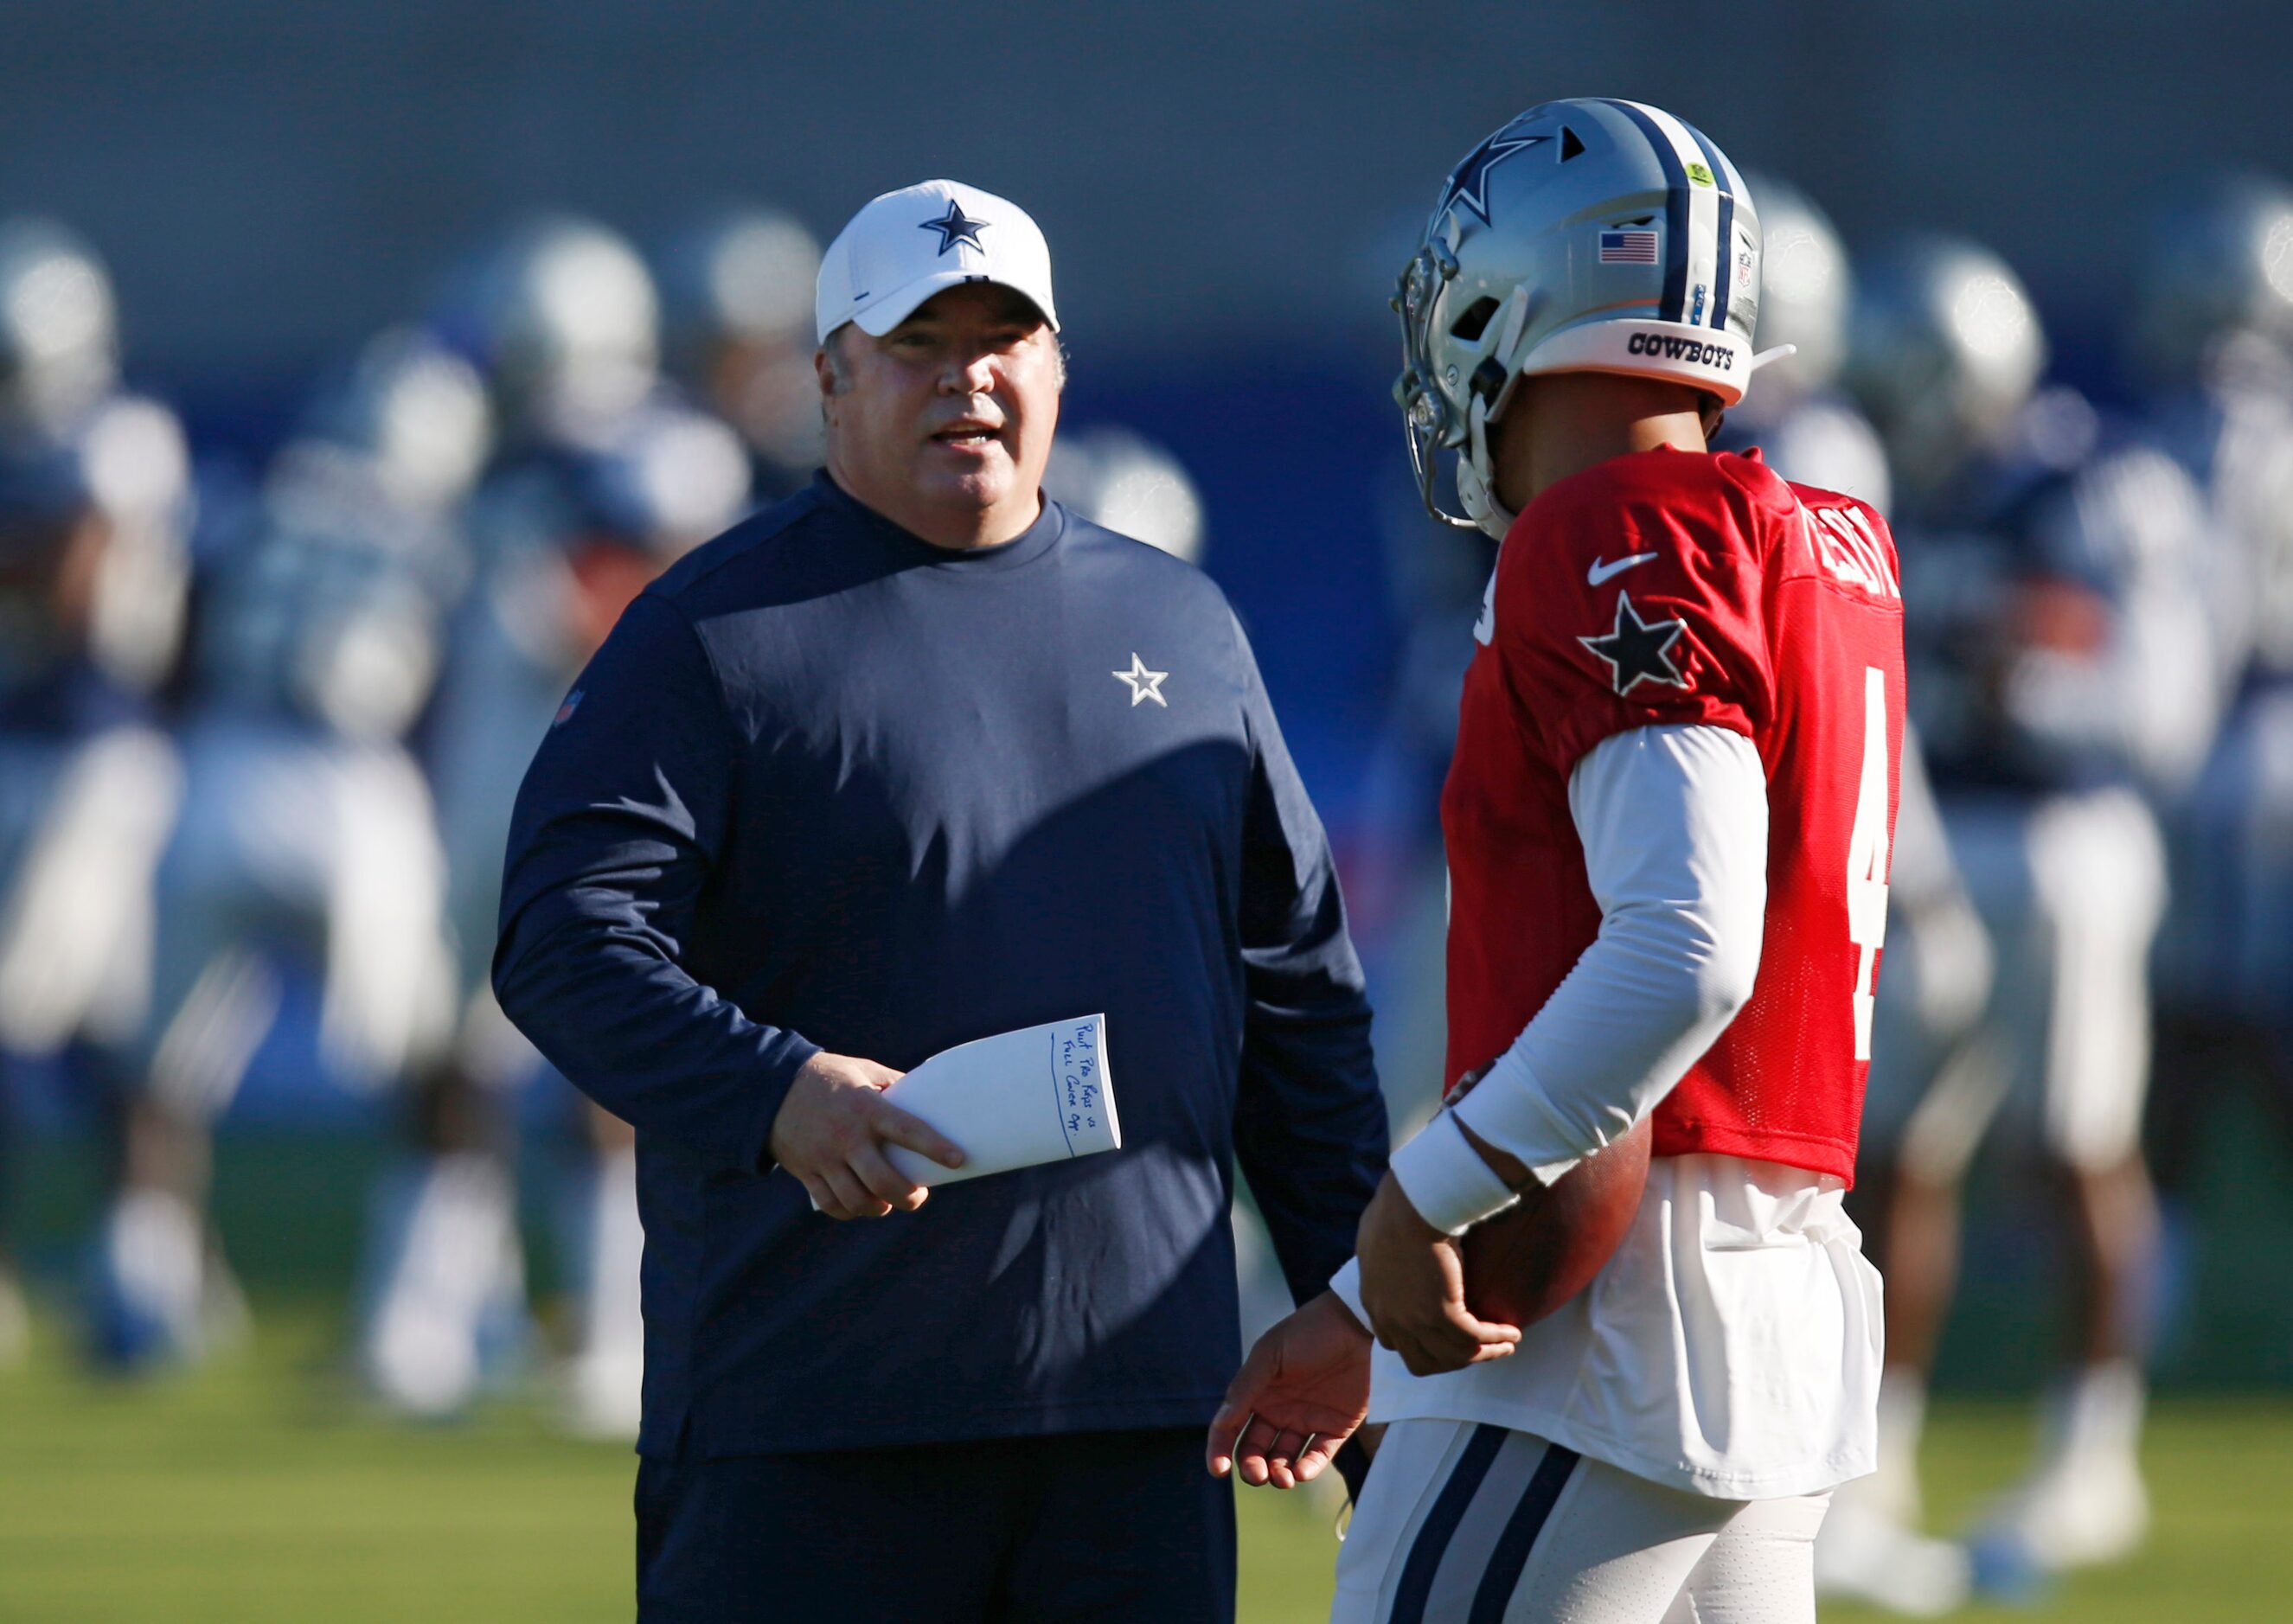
[1579,591,1689,695]
[1111,652,1169,707]
[919,199,990,255]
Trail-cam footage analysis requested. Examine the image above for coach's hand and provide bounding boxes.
[1355,1173,1521,1378]
[1207,1291,1371,1490]
[769,1052,966,1219]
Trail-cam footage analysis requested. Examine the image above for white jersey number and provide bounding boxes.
[1846,666,1892,1059]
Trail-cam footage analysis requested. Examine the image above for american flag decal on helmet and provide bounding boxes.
[1599,229,1659,264]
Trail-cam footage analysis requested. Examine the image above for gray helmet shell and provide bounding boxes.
[1844,234,2046,501]
[1738,173,1849,400]
[439,214,659,436]
[1397,98,1765,535]
[2131,173,2293,387]
[0,218,118,434]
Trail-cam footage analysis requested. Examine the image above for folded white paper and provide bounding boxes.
[804,1016,1118,1206]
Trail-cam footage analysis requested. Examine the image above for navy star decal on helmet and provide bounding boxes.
[1395,98,1785,536]
[1438,125,1549,227]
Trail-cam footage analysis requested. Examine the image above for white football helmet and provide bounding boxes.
[1738,173,1850,402]
[306,328,494,511]
[0,217,119,436]
[1843,235,2046,503]
[2130,172,2293,387]
[655,205,824,473]
[1044,426,1206,564]
[1397,98,1767,536]
[435,214,660,440]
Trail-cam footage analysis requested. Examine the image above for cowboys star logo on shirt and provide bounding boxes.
[1579,591,1689,694]
[1111,652,1169,707]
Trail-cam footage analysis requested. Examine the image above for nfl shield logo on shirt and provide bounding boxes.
[553,689,585,728]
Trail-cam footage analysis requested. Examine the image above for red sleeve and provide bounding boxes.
[1493,451,1777,778]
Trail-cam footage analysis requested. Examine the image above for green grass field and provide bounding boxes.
[1,1303,2289,1621]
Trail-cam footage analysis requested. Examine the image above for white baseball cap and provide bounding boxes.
[814,179,1060,346]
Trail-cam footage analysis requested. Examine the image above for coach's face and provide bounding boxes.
[819,283,1062,551]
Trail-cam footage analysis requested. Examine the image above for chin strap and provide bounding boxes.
[1457,394,1517,540]
[1456,285,1537,540]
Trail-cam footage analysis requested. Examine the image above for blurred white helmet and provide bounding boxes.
[1397,98,1767,537]
[1844,235,2047,502]
[438,214,659,438]
[307,328,494,510]
[2130,172,2293,387]
[0,218,119,436]
[1044,427,1205,564]
[1738,173,1850,402]
[579,401,753,556]
[659,206,822,356]
[656,206,825,475]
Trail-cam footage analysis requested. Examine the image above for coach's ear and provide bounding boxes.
[1699,393,1726,445]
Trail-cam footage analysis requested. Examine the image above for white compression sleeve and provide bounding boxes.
[1387,725,1768,1231]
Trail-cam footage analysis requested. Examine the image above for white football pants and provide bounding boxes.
[1332,1420,1829,1624]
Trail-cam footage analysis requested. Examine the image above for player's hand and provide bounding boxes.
[1206,1291,1372,1490]
[1355,1173,1521,1378]
[768,1052,965,1218]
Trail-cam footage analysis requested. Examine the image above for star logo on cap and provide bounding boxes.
[1579,591,1689,695]
[919,198,990,256]
[1439,128,1549,227]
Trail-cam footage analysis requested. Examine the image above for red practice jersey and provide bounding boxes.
[1441,446,1905,1183]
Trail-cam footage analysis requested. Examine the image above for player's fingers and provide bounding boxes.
[1265,1428,1310,1490]
[1241,1416,1297,1480]
[869,1101,967,1170]
[1234,1413,1286,1487]
[822,1166,889,1220]
[1408,1316,1483,1371]
[1293,1434,1340,1483]
[1397,1312,1498,1376]
[797,1173,845,1219]
[1444,1301,1523,1350]
[847,1142,930,1211]
[1206,1398,1254,1479]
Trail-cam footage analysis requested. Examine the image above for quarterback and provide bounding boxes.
[1209,98,1901,1621]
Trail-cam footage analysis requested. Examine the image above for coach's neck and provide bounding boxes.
[1491,372,1725,513]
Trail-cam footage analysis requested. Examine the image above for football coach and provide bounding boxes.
[491,179,1388,1621]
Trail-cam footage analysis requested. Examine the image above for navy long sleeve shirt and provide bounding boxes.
[493,473,1387,1456]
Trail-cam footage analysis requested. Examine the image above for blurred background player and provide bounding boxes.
[414,214,750,1432]
[1042,424,1206,565]
[0,218,193,1368]
[1714,181,1993,1614]
[1843,233,2222,1590]
[654,204,824,504]
[2133,176,2293,1358]
[1719,173,1893,512]
[113,328,470,1372]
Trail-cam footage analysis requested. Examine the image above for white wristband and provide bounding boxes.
[1387,1110,1521,1237]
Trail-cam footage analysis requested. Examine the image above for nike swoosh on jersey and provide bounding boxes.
[1587,551,1660,585]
